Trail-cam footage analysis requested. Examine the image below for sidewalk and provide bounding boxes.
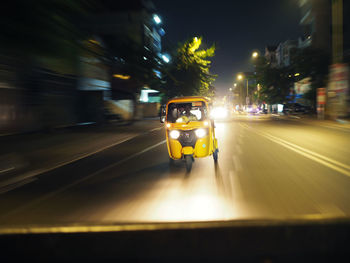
[0,119,163,192]
[279,114,350,131]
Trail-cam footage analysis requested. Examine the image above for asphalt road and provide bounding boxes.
[1,115,350,227]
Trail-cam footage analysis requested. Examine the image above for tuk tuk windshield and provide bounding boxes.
[167,101,208,123]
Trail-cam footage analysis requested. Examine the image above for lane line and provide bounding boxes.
[0,177,37,195]
[0,140,166,217]
[149,127,164,132]
[0,126,164,192]
[241,126,350,177]
[0,167,15,174]
[261,132,350,171]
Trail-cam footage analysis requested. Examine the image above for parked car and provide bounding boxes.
[283,103,311,114]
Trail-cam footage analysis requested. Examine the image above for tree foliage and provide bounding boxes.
[161,37,217,99]
[254,46,330,106]
[254,56,293,104]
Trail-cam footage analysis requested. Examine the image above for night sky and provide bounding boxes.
[152,0,302,94]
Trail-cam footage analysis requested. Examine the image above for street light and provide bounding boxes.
[252,51,259,59]
[237,74,249,106]
[153,14,161,24]
[161,54,170,63]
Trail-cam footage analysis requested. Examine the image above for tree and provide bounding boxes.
[161,37,217,99]
[254,56,293,104]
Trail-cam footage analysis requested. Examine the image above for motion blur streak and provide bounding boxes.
[0,116,350,226]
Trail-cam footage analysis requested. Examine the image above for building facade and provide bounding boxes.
[276,40,298,68]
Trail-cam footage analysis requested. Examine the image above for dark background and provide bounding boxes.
[152,0,302,94]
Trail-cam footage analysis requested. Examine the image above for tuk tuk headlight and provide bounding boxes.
[169,130,180,139]
[195,128,206,138]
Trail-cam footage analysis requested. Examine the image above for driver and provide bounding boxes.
[176,105,197,122]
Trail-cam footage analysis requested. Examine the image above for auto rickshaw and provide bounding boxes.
[160,96,218,172]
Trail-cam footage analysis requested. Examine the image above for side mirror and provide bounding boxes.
[160,106,166,123]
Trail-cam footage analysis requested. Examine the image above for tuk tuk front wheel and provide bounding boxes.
[213,149,218,163]
[185,155,193,172]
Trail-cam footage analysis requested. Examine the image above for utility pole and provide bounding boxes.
[332,0,343,63]
[246,78,249,105]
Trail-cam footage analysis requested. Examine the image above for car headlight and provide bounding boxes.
[210,107,228,119]
[169,130,180,139]
[195,128,206,138]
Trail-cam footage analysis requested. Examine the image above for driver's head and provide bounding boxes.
[185,105,191,114]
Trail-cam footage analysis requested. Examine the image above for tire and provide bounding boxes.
[213,149,218,163]
[185,155,193,172]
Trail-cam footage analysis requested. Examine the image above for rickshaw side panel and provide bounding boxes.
[194,136,210,157]
[168,138,182,159]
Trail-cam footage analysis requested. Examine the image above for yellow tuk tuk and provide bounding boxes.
[160,96,218,172]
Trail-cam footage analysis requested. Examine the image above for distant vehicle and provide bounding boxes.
[283,103,311,114]
[246,105,259,114]
[210,106,229,120]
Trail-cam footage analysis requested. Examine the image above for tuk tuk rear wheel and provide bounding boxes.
[185,155,193,172]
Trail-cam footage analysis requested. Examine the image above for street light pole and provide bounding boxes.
[237,73,250,107]
[246,78,249,105]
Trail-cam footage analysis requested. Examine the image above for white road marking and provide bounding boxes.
[0,177,37,194]
[149,127,164,132]
[242,126,350,178]
[317,203,346,217]
[1,140,166,216]
[0,167,15,174]
[0,126,164,193]
[262,132,350,171]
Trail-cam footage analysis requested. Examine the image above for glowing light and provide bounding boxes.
[210,107,228,119]
[89,39,100,45]
[294,73,300,77]
[140,89,159,102]
[169,130,180,139]
[113,74,130,80]
[237,74,243,80]
[252,51,258,58]
[195,128,206,138]
[153,14,161,24]
[277,104,284,113]
[166,123,171,128]
[162,54,170,63]
[204,121,209,126]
